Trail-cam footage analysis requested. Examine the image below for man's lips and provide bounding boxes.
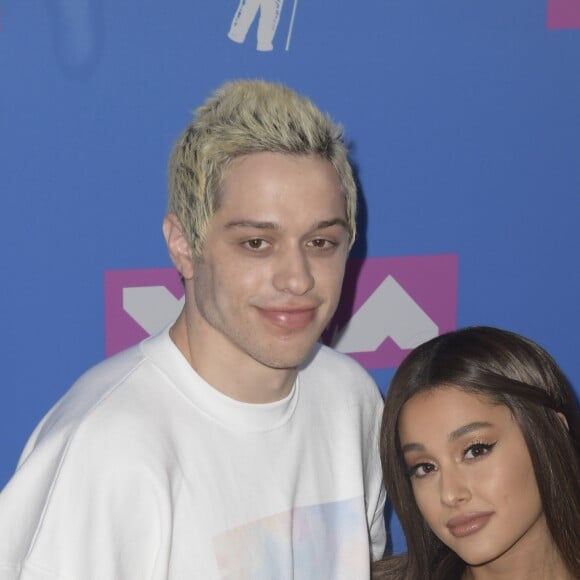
[256,307,317,330]
[446,512,494,538]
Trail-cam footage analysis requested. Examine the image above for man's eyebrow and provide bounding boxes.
[401,422,494,454]
[224,220,279,230]
[224,218,348,231]
[315,218,348,230]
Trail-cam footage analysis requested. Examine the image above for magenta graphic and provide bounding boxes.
[105,254,458,368]
[547,0,580,28]
[104,268,184,357]
[323,254,458,369]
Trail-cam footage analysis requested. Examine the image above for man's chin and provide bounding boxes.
[254,344,318,371]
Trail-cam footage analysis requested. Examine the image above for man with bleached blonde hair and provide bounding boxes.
[168,80,358,257]
[0,80,386,579]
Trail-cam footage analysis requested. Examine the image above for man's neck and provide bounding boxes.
[170,311,298,404]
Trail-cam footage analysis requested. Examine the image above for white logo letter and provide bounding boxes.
[332,276,438,353]
[122,286,184,335]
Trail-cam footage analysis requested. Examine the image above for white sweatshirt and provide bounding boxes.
[0,327,386,579]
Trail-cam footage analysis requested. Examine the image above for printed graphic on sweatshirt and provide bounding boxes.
[547,0,580,29]
[228,0,298,51]
[104,254,457,368]
[213,497,367,579]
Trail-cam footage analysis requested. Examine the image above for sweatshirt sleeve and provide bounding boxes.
[0,418,166,580]
[364,378,388,562]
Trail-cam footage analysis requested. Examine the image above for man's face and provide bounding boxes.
[189,151,350,373]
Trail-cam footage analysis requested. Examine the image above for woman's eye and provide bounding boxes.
[464,442,496,460]
[408,462,436,479]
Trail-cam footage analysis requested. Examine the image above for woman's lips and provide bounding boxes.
[446,512,494,538]
[257,307,317,330]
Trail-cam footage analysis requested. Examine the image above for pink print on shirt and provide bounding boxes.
[212,497,368,579]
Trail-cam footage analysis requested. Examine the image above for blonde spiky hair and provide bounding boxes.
[168,80,357,256]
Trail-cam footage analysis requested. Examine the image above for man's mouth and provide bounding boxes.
[256,307,317,330]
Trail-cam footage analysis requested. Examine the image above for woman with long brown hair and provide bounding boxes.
[374,326,580,579]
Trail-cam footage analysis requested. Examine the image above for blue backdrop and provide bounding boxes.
[1,0,579,555]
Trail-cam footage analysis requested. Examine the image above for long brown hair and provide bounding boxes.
[373,326,580,579]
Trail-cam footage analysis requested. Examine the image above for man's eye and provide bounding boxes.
[243,239,268,250]
[309,238,335,249]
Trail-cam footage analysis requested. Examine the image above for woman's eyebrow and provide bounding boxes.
[401,421,494,453]
[401,442,425,454]
[448,421,493,442]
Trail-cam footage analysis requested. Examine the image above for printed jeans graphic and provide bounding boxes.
[228,0,285,51]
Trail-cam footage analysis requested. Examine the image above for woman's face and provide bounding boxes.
[398,386,549,570]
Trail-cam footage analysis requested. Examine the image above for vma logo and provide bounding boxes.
[104,254,458,369]
[323,255,457,368]
[104,268,185,357]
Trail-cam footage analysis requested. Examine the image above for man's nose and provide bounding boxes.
[272,248,315,295]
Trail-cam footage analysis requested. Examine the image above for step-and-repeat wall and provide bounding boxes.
[2,0,579,554]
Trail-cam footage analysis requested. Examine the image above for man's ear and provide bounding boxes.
[163,214,194,280]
